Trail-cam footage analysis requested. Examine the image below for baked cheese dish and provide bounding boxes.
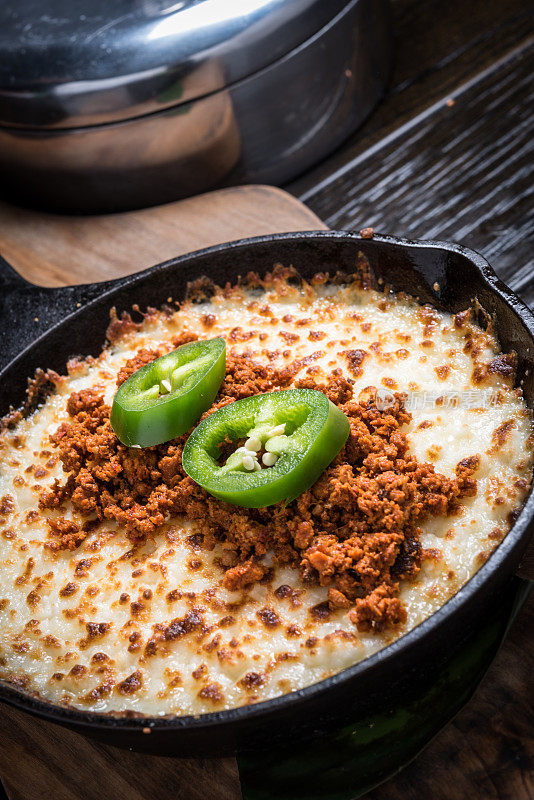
[0,267,531,715]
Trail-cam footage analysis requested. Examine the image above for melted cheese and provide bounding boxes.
[0,280,531,715]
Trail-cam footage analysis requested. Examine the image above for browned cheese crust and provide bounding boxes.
[40,344,479,633]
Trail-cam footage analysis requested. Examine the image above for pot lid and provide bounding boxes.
[0,0,351,129]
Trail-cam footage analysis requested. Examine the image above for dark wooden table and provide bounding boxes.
[291,0,533,307]
[0,1,532,798]
[288,0,534,797]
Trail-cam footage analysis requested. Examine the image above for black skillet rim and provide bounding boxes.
[0,229,533,732]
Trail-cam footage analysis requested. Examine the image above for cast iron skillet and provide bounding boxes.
[0,231,533,757]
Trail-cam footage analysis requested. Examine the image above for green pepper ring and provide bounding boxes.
[110,337,226,447]
[182,388,350,508]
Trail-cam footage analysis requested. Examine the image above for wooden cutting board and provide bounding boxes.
[0,186,531,800]
[0,185,326,286]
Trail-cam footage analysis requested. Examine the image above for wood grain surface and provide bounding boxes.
[304,0,533,177]
[292,1,534,308]
[297,43,534,306]
[0,704,241,800]
[0,184,325,287]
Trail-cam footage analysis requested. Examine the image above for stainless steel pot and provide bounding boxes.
[0,0,392,211]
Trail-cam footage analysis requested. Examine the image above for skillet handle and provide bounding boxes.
[0,253,73,371]
[0,254,57,371]
[0,253,122,373]
[0,253,29,291]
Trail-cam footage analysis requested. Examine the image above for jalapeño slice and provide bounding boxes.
[110,338,226,447]
[182,388,350,508]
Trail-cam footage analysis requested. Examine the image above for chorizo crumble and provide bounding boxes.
[41,353,478,632]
